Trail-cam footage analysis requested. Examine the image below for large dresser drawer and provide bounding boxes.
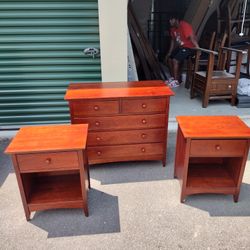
[121,97,167,114]
[87,128,165,146]
[17,151,79,172]
[190,139,247,157]
[88,143,164,163]
[71,100,119,117]
[73,114,166,131]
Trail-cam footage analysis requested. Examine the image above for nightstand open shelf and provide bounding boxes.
[22,172,83,211]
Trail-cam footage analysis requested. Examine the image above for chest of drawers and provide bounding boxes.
[65,81,174,166]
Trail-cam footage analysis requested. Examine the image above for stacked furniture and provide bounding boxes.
[65,80,174,166]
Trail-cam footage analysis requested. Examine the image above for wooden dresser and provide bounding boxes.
[174,116,250,202]
[65,81,174,166]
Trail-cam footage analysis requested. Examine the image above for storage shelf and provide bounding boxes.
[187,163,236,188]
[26,173,83,211]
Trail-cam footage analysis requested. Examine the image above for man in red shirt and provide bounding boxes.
[165,15,199,87]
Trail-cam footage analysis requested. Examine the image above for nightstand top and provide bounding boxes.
[64,80,174,100]
[176,116,250,139]
[5,124,88,154]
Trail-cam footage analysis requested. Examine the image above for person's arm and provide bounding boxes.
[165,38,174,61]
[189,34,199,48]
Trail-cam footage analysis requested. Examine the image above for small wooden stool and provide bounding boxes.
[5,124,90,220]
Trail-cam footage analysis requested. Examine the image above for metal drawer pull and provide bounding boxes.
[96,137,101,141]
[141,148,146,153]
[45,158,51,164]
[215,145,221,150]
[97,151,102,156]
[141,133,147,139]
[142,103,147,109]
[94,105,99,111]
[142,119,147,124]
[95,121,100,126]
[228,85,232,89]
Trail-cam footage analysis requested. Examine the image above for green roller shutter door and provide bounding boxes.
[0,0,101,128]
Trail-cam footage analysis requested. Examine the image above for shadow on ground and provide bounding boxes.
[184,182,250,216]
[31,188,120,238]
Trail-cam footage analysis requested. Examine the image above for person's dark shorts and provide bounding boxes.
[170,47,194,62]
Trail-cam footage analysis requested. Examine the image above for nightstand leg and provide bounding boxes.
[180,192,186,203]
[24,209,31,221]
[162,159,166,167]
[233,193,239,203]
[83,205,89,217]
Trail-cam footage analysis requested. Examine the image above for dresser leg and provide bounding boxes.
[25,210,31,221]
[83,206,89,217]
[162,159,166,167]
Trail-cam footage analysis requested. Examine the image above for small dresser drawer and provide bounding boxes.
[88,128,165,146]
[121,98,167,114]
[88,143,164,163]
[71,100,119,117]
[17,151,79,172]
[73,114,166,131]
[190,139,247,157]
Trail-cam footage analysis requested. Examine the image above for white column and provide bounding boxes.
[98,0,128,82]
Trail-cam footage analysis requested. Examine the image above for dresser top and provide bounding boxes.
[176,116,250,139]
[5,124,88,154]
[64,80,174,100]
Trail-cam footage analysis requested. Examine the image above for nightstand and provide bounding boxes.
[5,124,90,220]
[174,116,250,202]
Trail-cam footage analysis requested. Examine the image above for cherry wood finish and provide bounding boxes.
[174,116,250,202]
[65,80,174,166]
[5,124,90,220]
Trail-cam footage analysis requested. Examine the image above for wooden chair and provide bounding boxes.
[190,47,246,108]
[185,32,228,89]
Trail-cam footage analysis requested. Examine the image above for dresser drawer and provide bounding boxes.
[71,100,119,117]
[190,139,247,157]
[121,98,167,114]
[17,151,79,172]
[88,143,164,163]
[87,128,165,146]
[73,114,166,131]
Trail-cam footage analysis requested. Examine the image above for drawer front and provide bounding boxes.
[121,98,167,114]
[87,128,165,146]
[88,143,164,163]
[71,100,119,117]
[73,114,166,131]
[190,140,247,157]
[17,151,79,172]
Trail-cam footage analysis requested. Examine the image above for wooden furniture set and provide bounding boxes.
[5,81,250,220]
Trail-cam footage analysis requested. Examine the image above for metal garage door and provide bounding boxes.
[0,0,101,128]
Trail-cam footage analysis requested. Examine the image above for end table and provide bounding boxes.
[5,124,90,220]
[174,116,250,203]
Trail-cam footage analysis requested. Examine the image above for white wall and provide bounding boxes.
[98,0,128,82]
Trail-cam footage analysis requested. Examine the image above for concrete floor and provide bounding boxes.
[0,86,250,250]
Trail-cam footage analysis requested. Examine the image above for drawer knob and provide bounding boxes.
[95,121,100,126]
[96,137,101,141]
[141,148,146,153]
[228,85,232,89]
[45,158,51,164]
[94,105,99,111]
[142,119,147,124]
[141,133,147,139]
[142,103,147,109]
[215,145,221,150]
[97,151,102,156]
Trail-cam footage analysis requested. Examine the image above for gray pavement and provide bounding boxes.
[0,85,250,250]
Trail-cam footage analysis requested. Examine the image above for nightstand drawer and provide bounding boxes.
[87,128,165,145]
[17,151,79,172]
[73,114,166,131]
[71,100,119,117]
[121,98,167,114]
[190,140,247,157]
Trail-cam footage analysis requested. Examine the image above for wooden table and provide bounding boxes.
[174,116,250,202]
[5,124,90,220]
[65,80,174,166]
